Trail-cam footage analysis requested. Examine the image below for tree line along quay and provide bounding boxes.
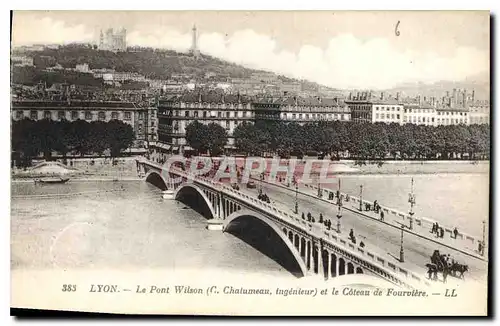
[11,118,135,167]
[186,120,490,161]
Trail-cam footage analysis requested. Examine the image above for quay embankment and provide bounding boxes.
[11,157,142,183]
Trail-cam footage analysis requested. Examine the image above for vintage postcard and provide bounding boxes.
[10,10,490,316]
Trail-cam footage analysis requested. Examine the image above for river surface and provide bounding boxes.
[11,163,489,278]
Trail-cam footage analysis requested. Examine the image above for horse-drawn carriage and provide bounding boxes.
[426,250,469,282]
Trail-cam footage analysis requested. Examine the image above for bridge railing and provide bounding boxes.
[220,183,430,289]
[297,182,483,250]
[140,160,431,288]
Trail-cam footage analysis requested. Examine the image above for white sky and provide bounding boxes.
[11,11,490,90]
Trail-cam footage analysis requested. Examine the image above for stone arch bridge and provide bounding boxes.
[138,158,430,289]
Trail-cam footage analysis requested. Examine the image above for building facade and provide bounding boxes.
[11,100,147,147]
[435,106,469,126]
[279,97,350,123]
[156,92,352,153]
[345,100,373,123]
[157,93,254,151]
[468,102,490,125]
[99,28,127,52]
[402,104,436,126]
[372,100,404,124]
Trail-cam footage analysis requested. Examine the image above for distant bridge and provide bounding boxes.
[137,158,431,289]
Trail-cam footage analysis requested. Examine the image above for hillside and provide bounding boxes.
[382,72,490,101]
[12,44,327,92]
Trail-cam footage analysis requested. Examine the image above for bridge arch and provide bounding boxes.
[224,209,308,277]
[145,171,168,190]
[338,258,346,276]
[347,262,355,275]
[174,184,217,220]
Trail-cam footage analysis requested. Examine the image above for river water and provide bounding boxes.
[11,163,489,278]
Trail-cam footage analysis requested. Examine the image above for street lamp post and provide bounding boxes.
[400,225,405,263]
[259,172,264,195]
[481,220,486,256]
[336,178,342,233]
[408,178,416,230]
[359,185,363,211]
[294,182,299,215]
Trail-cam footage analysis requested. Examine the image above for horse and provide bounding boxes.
[429,251,451,282]
[425,263,439,280]
[451,263,469,279]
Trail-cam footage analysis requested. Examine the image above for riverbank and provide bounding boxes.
[336,160,489,175]
[11,177,143,183]
[11,156,141,181]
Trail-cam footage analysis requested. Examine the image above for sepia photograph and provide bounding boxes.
[9,9,491,316]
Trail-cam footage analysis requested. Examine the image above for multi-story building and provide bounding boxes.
[279,97,350,123]
[11,55,34,67]
[372,100,404,124]
[402,103,436,126]
[344,100,374,123]
[250,72,279,84]
[99,28,127,52]
[11,100,148,147]
[157,92,255,152]
[156,91,352,153]
[279,82,302,95]
[468,101,490,125]
[435,106,469,126]
[75,63,90,73]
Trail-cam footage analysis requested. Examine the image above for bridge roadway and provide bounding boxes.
[137,158,486,286]
[238,178,488,283]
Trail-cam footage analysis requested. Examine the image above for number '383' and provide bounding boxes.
[62,284,77,292]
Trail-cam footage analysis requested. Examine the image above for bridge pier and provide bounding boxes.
[308,241,315,275]
[162,190,175,199]
[138,159,424,288]
[327,253,332,279]
[317,242,324,279]
[207,219,224,231]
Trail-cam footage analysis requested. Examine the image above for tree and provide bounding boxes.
[234,122,258,155]
[206,123,228,157]
[186,120,210,154]
[107,120,135,158]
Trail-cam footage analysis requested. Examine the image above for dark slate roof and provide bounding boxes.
[12,100,138,109]
[160,91,347,107]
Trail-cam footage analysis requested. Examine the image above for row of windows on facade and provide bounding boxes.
[165,102,350,112]
[375,106,402,112]
[166,110,254,118]
[16,110,139,121]
[469,117,489,123]
[375,113,401,120]
[436,111,468,116]
[403,116,434,123]
[166,103,252,109]
[169,120,245,131]
[435,118,468,125]
[404,108,433,114]
[282,113,349,120]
